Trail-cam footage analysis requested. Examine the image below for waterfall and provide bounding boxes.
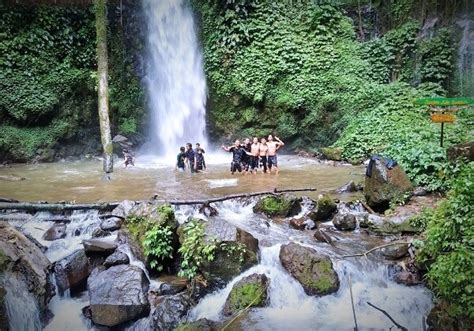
[143,0,208,158]
[1,273,42,331]
[457,18,474,96]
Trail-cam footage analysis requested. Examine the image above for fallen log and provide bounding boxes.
[367,301,408,331]
[0,187,317,212]
[163,187,317,205]
[0,202,120,212]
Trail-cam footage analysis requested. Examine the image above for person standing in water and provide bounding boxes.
[222,140,251,174]
[176,146,186,171]
[259,137,269,174]
[185,143,196,173]
[249,137,260,174]
[195,143,206,171]
[267,134,284,174]
[240,138,252,174]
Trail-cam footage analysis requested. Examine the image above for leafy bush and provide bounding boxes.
[178,220,217,279]
[416,163,474,317]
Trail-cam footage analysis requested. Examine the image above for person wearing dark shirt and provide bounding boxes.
[240,138,251,174]
[176,146,186,171]
[222,140,251,174]
[195,143,206,171]
[185,143,196,173]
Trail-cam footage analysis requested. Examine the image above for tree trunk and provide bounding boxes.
[95,0,113,174]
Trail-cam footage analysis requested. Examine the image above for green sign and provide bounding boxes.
[414,97,474,106]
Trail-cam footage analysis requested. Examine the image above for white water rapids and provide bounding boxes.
[143,0,208,158]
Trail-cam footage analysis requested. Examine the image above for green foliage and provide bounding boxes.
[178,220,217,279]
[416,164,474,317]
[126,204,176,272]
[220,241,247,264]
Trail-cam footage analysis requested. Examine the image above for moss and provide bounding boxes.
[299,259,338,295]
[228,283,265,312]
[0,250,10,273]
[253,196,292,217]
[320,147,343,161]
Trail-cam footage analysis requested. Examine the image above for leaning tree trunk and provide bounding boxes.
[95,0,113,174]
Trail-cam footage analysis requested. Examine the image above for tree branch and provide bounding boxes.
[367,301,408,331]
[341,242,409,258]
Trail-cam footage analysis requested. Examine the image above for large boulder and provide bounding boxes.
[364,156,413,210]
[100,216,122,232]
[54,249,90,294]
[332,212,357,231]
[0,223,52,312]
[223,273,269,316]
[111,200,137,219]
[253,194,301,217]
[364,215,422,235]
[103,251,130,268]
[308,194,337,222]
[320,147,342,161]
[380,242,409,259]
[447,141,474,161]
[42,223,67,241]
[88,265,149,327]
[279,242,339,296]
[150,292,193,330]
[197,218,259,288]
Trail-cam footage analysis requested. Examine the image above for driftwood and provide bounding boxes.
[349,275,359,331]
[0,187,317,212]
[341,242,410,258]
[367,301,408,331]
[360,201,376,214]
[163,187,317,205]
[0,202,120,212]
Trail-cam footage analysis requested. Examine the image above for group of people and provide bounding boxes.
[175,135,284,175]
[221,135,284,175]
[176,143,207,173]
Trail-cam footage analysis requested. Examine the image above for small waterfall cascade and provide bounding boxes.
[1,272,42,331]
[457,18,474,96]
[143,0,208,158]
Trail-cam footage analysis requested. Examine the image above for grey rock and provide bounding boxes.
[54,249,90,294]
[150,292,192,330]
[100,217,122,231]
[223,273,269,316]
[413,187,427,196]
[103,251,130,268]
[336,180,357,193]
[82,239,117,255]
[88,265,149,327]
[380,242,409,259]
[332,212,357,231]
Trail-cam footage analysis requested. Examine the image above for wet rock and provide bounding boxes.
[174,318,216,331]
[154,278,187,296]
[111,200,137,219]
[279,242,339,296]
[223,273,269,316]
[88,264,149,327]
[91,227,108,238]
[336,180,357,193]
[364,156,413,211]
[320,147,342,161]
[313,228,333,245]
[150,292,192,330]
[82,239,117,256]
[0,286,7,331]
[42,224,67,241]
[366,215,422,235]
[308,194,337,222]
[122,317,152,331]
[380,242,409,259]
[289,217,306,230]
[413,187,427,196]
[253,194,301,217]
[393,271,421,286]
[447,140,474,161]
[54,249,90,294]
[103,251,129,268]
[0,223,52,312]
[427,301,474,331]
[100,216,122,231]
[332,212,357,231]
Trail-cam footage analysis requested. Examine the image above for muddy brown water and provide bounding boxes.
[0,155,364,203]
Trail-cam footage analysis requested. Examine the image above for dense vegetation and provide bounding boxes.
[0,2,144,162]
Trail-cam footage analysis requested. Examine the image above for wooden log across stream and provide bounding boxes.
[0,187,317,212]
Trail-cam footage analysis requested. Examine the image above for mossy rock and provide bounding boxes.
[367,216,423,235]
[279,242,339,296]
[223,273,269,316]
[253,194,301,217]
[308,194,337,221]
[320,147,342,161]
[200,242,258,288]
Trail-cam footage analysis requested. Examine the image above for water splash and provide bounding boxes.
[143,0,208,158]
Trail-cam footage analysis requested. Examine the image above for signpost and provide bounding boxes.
[414,97,474,147]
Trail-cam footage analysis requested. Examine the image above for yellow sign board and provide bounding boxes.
[431,113,456,123]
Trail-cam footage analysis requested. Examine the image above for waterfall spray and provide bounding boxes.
[143,0,208,158]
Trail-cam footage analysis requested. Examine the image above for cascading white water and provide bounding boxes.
[143,0,208,158]
[457,18,474,96]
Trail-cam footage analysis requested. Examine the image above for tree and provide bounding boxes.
[95,0,113,174]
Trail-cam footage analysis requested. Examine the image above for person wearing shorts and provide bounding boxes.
[259,137,269,174]
[222,140,251,174]
[267,134,284,174]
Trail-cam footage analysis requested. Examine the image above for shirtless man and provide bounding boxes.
[258,137,269,174]
[249,137,260,174]
[267,134,284,174]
